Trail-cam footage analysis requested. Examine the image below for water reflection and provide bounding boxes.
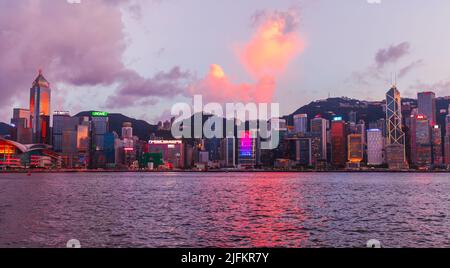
[0,172,449,248]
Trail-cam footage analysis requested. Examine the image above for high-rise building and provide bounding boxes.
[122,122,133,139]
[385,86,408,170]
[30,70,51,144]
[367,129,384,166]
[293,114,308,134]
[75,117,91,168]
[445,114,450,166]
[410,115,432,168]
[347,134,363,169]
[148,140,184,169]
[296,137,312,166]
[330,118,347,168]
[311,117,328,161]
[348,111,357,123]
[53,111,74,152]
[91,111,109,150]
[238,130,257,168]
[220,137,236,168]
[445,135,450,166]
[445,114,450,136]
[120,122,135,167]
[417,91,436,126]
[10,108,32,144]
[431,125,443,166]
[205,137,221,162]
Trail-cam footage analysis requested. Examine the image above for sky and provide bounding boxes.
[1,0,449,123]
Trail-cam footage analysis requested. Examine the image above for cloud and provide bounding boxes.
[241,7,304,78]
[375,42,410,69]
[350,42,422,86]
[189,64,275,103]
[189,8,303,104]
[398,59,424,78]
[409,80,450,97]
[0,0,181,118]
[104,67,191,108]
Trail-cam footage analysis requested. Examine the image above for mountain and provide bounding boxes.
[75,111,160,141]
[286,96,450,126]
[284,97,385,126]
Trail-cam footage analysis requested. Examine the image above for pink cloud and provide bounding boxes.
[240,7,304,78]
[189,64,275,103]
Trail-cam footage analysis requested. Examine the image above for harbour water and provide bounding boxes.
[0,172,449,248]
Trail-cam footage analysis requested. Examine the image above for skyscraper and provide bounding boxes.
[30,70,51,144]
[10,108,32,144]
[417,91,436,126]
[410,115,432,168]
[330,118,347,168]
[347,134,364,168]
[311,117,328,162]
[445,135,450,166]
[220,137,236,168]
[52,111,73,152]
[367,129,384,166]
[445,114,450,136]
[385,86,408,170]
[238,130,257,168]
[431,125,443,166]
[444,112,450,166]
[293,114,308,134]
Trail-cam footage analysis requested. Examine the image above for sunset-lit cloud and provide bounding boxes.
[189,64,275,103]
[240,7,304,78]
[189,8,302,103]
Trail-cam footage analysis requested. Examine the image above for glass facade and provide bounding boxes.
[29,71,51,144]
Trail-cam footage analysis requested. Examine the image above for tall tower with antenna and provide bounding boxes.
[385,82,408,170]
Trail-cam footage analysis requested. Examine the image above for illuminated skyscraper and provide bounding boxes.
[330,117,347,168]
[238,130,256,168]
[30,70,51,144]
[347,134,364,167]
[385,86,408,170]
[417,91,436,126]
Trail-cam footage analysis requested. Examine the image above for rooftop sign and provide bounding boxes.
[91,111,108,117]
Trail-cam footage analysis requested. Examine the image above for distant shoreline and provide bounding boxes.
[1,169,450,174]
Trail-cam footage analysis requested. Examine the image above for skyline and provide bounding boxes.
[1,0,450,124]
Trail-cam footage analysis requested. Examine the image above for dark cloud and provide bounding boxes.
[250,6,301,33]
[104,67,191,108]
[350,42,422,86]
[0,0,185,120]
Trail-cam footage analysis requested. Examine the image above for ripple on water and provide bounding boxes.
[1,172,450,248]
